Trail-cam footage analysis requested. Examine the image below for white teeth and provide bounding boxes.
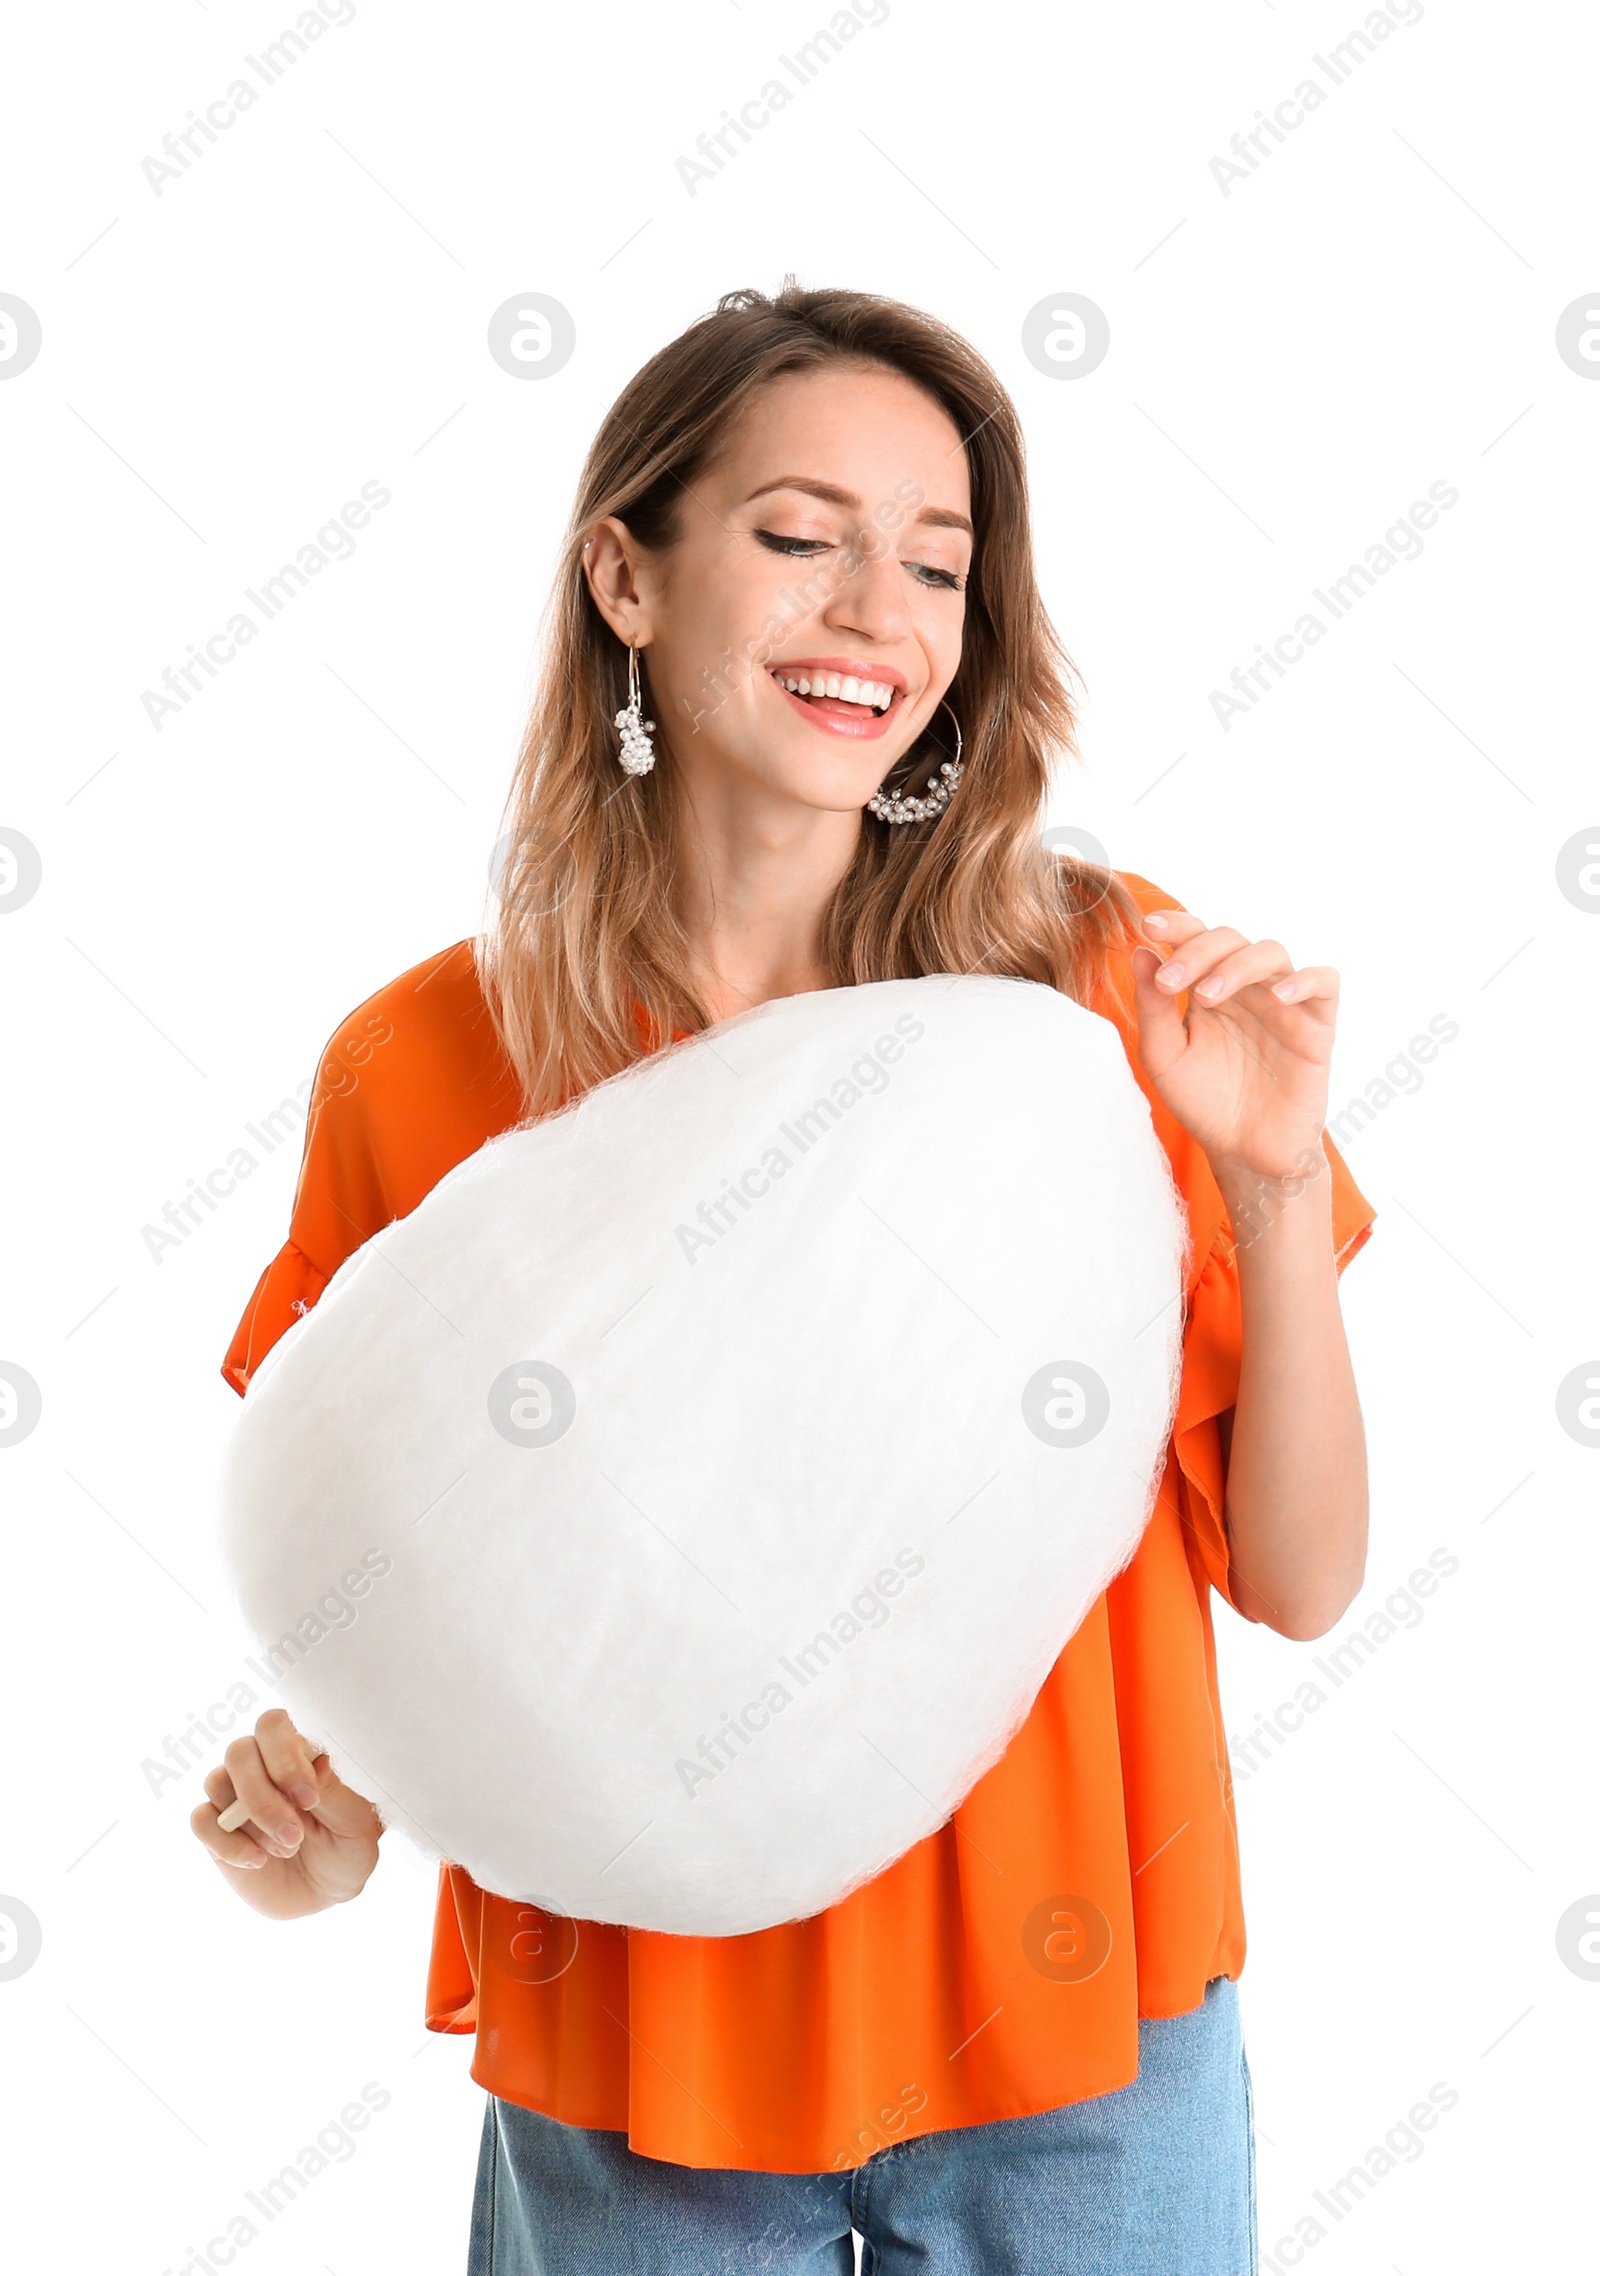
[774,670,896,711]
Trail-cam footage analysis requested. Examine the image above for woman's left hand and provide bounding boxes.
[1130,910,1338,1185]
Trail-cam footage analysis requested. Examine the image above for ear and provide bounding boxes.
[581,517,657,650]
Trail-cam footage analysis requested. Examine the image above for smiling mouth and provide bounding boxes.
[769,668,899,716]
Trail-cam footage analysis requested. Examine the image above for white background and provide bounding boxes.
[2,1,1596,2269]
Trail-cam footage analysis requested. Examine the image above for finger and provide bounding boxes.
[1130,941,1185,998]
[203,1764,238,1810]
[1148,926,1250,993]
[299,1760,385,1842]
[1188,940,1294,1003]
[190,1798,269,1871]
[1129,944,1192,1073]
[219,1758,342,1833]
[213,1747,376,1843]
[205,1759,314,1848]
[212,1794,298,1855]
[255,1708,323,1811]
[221,1735,305,1858]
[1138,907,1203,949]
[1268,963,1339,1006]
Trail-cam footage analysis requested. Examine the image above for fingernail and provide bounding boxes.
[1272,978,1296,998]
[1194,975,1223,998]
[1144,913,1167,931]
[1157,961,1185,986]
[279,1821,303,1849]
[288,1781,317,1808]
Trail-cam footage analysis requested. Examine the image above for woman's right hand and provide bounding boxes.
[190,1708,382,1919]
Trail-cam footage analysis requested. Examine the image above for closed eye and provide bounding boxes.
[752,528,965,592]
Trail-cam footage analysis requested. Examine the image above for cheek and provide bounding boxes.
[660,552,795,687]
[911,587,966,679]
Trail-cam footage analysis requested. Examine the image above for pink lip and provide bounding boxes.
[769,656,909,694]
[766,658,911,742]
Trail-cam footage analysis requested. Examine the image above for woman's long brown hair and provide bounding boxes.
[478,281,1141,1119]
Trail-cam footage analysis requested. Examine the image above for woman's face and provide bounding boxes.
[587,364,974,820]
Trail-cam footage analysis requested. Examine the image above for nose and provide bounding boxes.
[821,526,913,649]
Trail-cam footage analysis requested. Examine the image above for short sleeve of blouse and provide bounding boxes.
[218,939,523,1401]
[222,1238,329,1396]
[218,1004,403,1397]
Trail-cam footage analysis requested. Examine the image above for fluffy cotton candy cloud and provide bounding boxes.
[220,975,1189,1936]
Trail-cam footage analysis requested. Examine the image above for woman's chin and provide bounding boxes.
[770,767,889,819]
[686,744,890,819]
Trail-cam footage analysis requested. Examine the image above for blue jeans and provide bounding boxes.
[467,1974,1256,2274]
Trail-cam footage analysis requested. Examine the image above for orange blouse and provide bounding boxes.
[222,871,1376,2175]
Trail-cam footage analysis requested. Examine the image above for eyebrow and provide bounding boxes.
[741,476,973,538]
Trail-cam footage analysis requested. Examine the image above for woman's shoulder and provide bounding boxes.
[312,939,507,1091]
[1108,866,1189,921]
[302,937,524,1191]
[224,943,523,1389]
[317,935,471,1043]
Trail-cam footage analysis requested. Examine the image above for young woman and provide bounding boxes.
[195,283,1376,2274]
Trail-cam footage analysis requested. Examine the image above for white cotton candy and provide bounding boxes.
[220,975,1189,1937]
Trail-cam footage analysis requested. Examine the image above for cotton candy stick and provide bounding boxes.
[217,1792,323,1833]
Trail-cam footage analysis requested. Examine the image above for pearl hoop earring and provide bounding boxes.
[866,700,964,824]
[614,643,657,777]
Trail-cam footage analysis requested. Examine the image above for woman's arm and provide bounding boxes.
[1129,906,1368,1641]
[1209,1157,1368,1637]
